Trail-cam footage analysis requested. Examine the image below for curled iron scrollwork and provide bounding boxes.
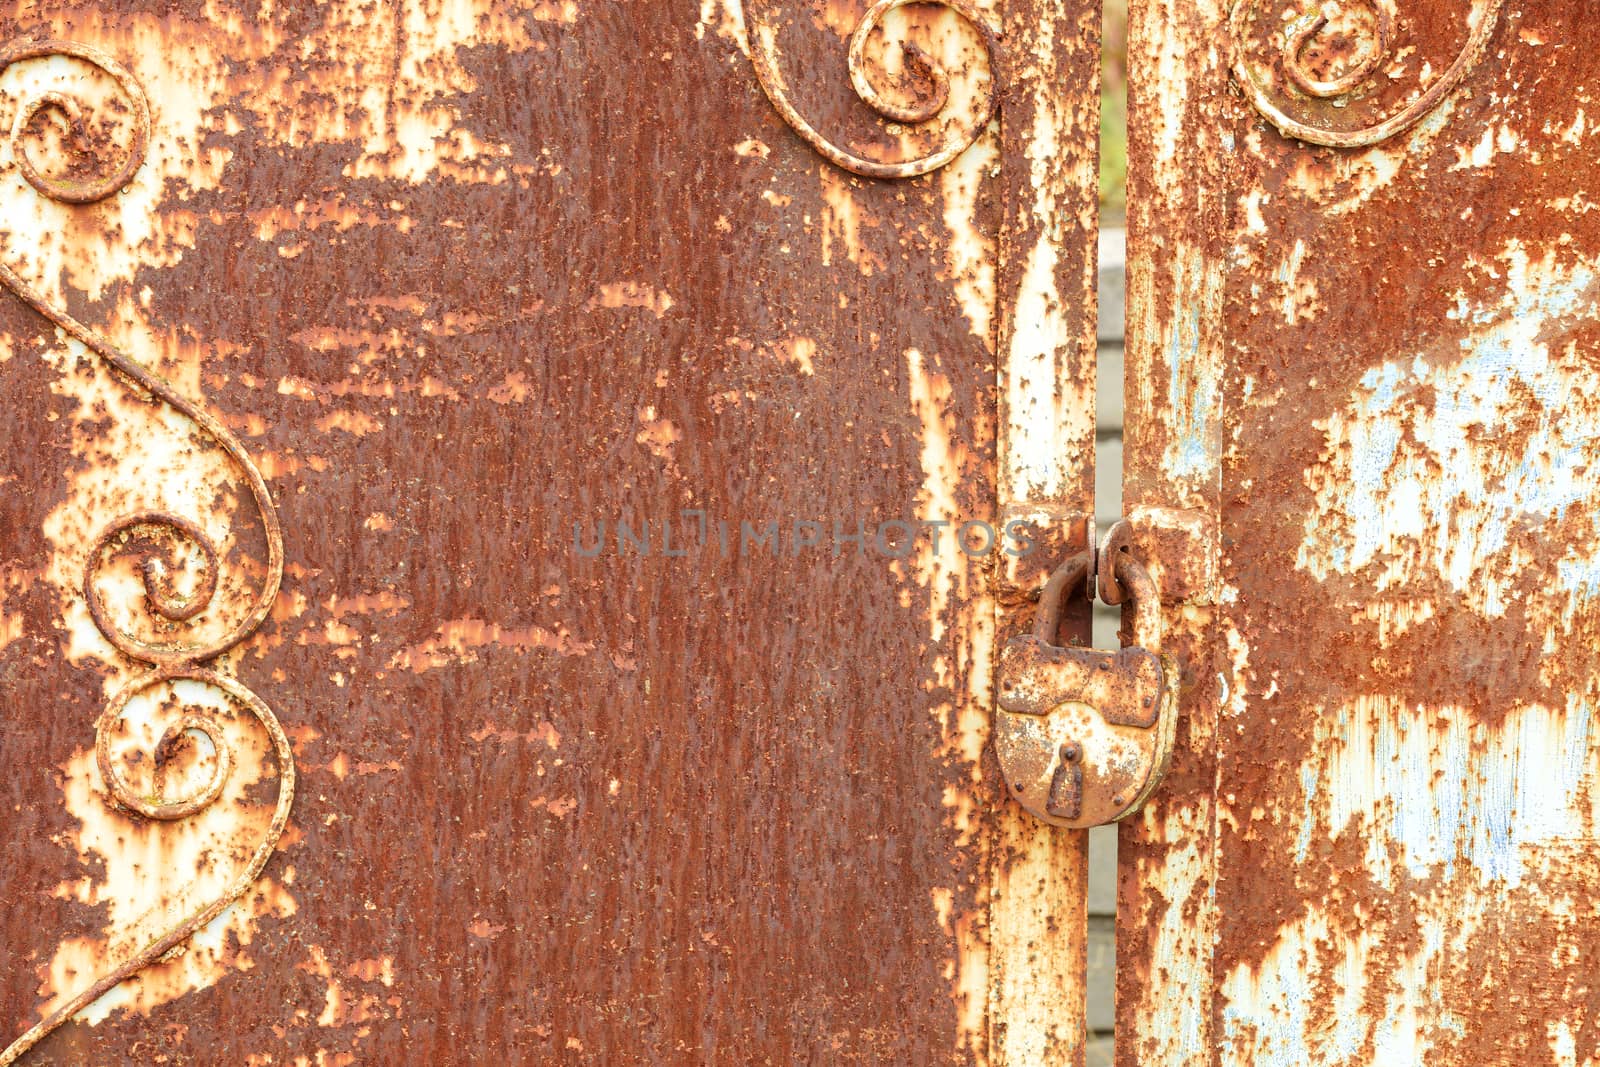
[1230,0,1504,147]
[749,0,1002,178]
[0,38,294,1065]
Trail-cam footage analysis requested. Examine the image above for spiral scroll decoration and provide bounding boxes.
[750,0,1002,179]
[0,39,293,1066]
[1230,0,1504,147]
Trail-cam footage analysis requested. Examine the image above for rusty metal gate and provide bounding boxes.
[0,0,1101,1063]
[1121,1,1600,1066]
[1,0,1595,1064]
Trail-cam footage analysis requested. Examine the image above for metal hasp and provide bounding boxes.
[995,522,1179,829]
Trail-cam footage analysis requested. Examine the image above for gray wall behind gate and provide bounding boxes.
[1086,227,1127,1067]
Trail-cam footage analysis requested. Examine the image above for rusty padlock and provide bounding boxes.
[995,550,1178,828]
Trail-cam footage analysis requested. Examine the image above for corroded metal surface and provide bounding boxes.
[1125,1,1600,1065]
[0,1,1098,1063]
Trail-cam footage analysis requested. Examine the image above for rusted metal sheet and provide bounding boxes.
[0,1,1099,1063]
[1123,1,1600,1065]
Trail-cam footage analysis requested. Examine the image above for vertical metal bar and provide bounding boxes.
[1118,0,1229,1062]
[990,0,1102,1061]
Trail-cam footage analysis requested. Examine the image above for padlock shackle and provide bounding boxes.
[1032,552,1093,643]
[1032,551,1162,650]
[1114,552,1161,654]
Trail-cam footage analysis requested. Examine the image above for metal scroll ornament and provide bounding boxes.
[749,0,1001,178]
[0,39,294,1065]
[1230,0,1504,147]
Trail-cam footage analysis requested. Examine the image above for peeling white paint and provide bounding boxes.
[38,678,296,1029]
[1224,695,1598,1065]
[940,129,998,346]
[1298,246,1600,617]
[696,0,749,52]
[905,346,991,1056]
[1295,696,1596,887]
[38,333,253,668]
[1157,251,1224,484]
